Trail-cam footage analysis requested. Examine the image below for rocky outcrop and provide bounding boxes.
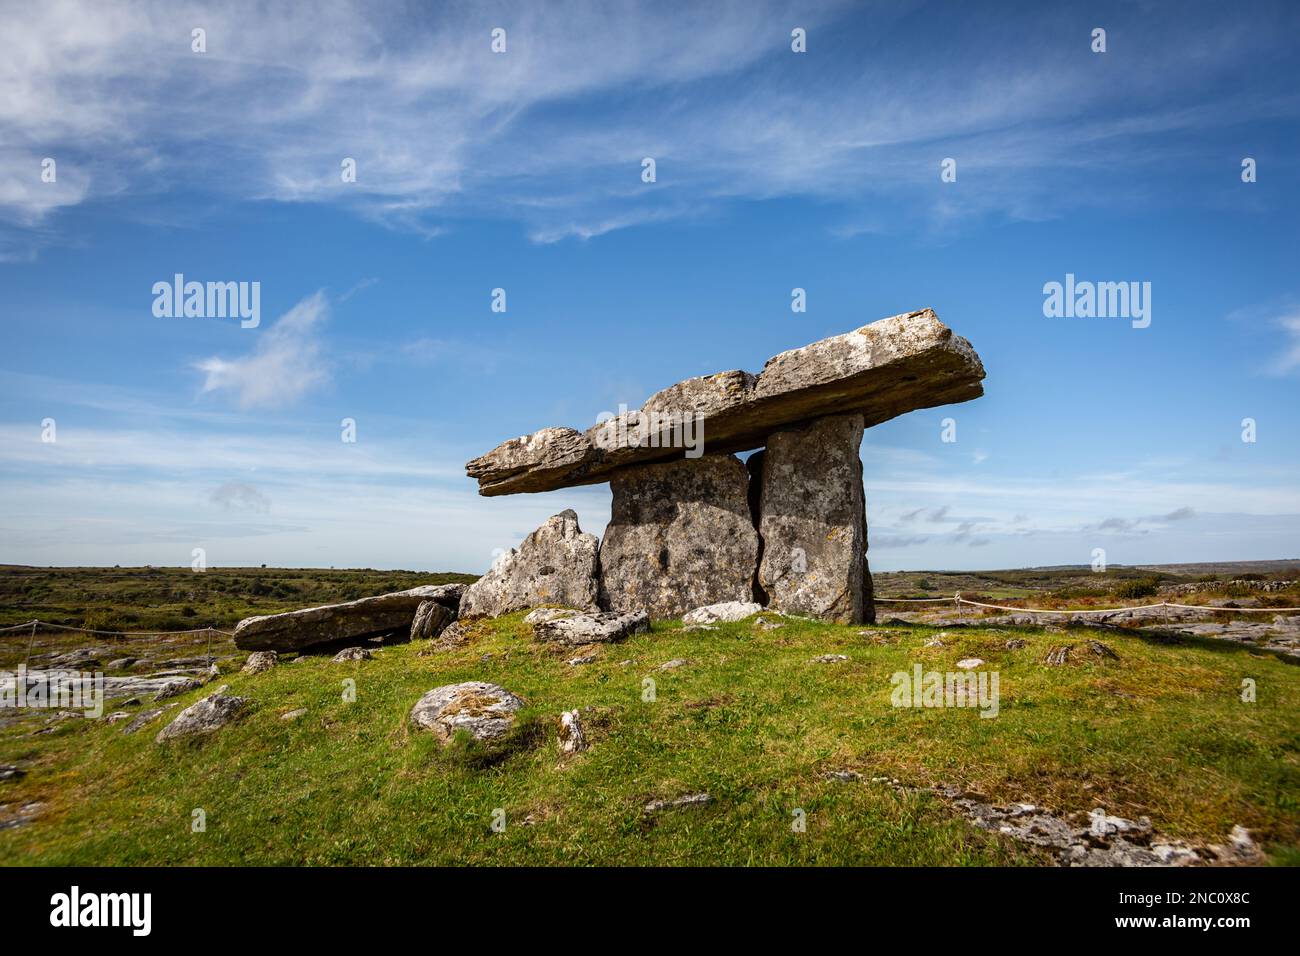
[232,584,465,652]
[458,510,599,618]
[754,413,871,623]
[155,687,248,743]
[409,681,524,745]
[467,309,984,495]
[532,609,649,645]
[599,455,759,618]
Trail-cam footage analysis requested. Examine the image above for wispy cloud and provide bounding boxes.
[195,291,330,409]
[3,0,1295,252]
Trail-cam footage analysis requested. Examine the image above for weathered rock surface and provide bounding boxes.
[152,677,203,701]
[558,710,588,754]
[523,607,581,625]
[467,309,984,495]
[599,455,759,618]
[410,600,453,640]
[755,413,871,623]
[532,609,650,645]
[155,688,248,743]
[459,510,600,618]
[232,584,465,652]
[241,650,278,675]
[681,601,763,625]
[331,646,372,663]
[409,681,524,745]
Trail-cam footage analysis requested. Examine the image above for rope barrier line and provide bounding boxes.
[948,595,1300,615]
[0,619,235,637]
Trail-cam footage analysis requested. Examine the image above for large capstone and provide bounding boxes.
[754,413,873,623]
[458,509,600,619]
[599,455,759,619]
[233,584,465,652]
[466,309,984,495]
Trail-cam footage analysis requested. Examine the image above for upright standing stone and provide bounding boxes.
[755,413,872,624]
[459,509,600,618]
[599,455,759,619]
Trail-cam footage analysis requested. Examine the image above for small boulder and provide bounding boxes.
[955,658,985,670]
[241,650,279,675]
[558,710,588,754]
[331,646,372,663]
[682,601,763,625]
[153,677,202,701]
[1086,639,1119,660]
[155,690,248,743]
[655,658,690,671]
[532,609,650,646]
[810,654,848,664]
[280,708,307,721]
[409,681,524,745]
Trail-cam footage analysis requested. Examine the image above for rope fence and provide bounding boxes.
[0,620,234,636]
[874,594,1300,615]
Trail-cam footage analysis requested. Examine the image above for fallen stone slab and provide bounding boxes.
[681,601,763,625]
[467,309,984,495]
[532,610,650,646]
[459,510,600,618]
[599,455,759,618]
[409,681,524,745]
[232,583,466,652]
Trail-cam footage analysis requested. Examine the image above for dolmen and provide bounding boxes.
[463,309,985,625]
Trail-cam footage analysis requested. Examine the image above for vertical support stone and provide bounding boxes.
[599,454,759,619]
[755,413,872,624]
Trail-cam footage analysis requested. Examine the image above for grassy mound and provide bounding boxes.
[2,614,1296,865]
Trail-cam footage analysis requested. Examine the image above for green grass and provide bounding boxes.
[3,614,1297,865]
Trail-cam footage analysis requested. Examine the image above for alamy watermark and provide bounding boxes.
[891,663,999,718]
[1043,273,1150,329]
[594,404,705,458]
[2,665,104,718]
[152,274,260,328]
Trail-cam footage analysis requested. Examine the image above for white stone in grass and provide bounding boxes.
[955,658,985,669]
[681,601,762,625]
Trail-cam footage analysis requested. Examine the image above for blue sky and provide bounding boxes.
[1,0,1298,573]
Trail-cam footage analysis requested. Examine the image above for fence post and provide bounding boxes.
[24,621,37,670]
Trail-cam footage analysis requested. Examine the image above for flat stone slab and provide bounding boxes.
[466,309,984,495]
[232,584,466,652]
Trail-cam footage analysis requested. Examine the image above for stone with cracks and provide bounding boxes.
[409,681,524,745]
[755,413,871,623]
[681,601,763,625]
[599,455,759,619]
[410,600,453,640]
[466,309,984,495]
[241,650,278,675]
[232,584,465,652]
[532,609,650,646]
[458,510,599,619]
[155,688,249,743]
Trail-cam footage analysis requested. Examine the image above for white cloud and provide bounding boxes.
[195,291,330,408]
[2,0,1292,250]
